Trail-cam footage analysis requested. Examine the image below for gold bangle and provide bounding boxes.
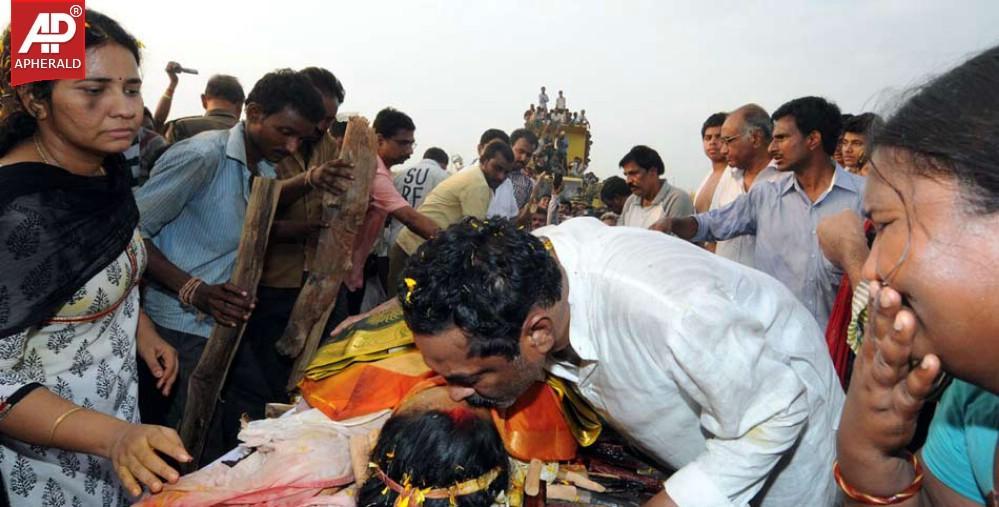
[163,91,173,100]
[48,407,84,446]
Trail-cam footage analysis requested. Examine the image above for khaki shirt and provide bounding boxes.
[259,132,339,288]
[395,165,492,255]
[164,109,239,144]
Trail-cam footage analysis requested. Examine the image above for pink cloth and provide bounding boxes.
[134,409,387,507]
[346,157,409,290]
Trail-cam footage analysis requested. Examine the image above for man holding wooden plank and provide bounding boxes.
[135,69,352,460]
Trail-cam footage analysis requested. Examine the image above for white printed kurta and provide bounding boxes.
[0,230,146,507]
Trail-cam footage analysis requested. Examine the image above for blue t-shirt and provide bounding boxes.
[922,379,997,503]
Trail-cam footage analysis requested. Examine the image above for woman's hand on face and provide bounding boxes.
[843,283,942,454]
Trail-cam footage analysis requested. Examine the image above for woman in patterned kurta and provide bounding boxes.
[0,10,190,506]
[0,232,150,506]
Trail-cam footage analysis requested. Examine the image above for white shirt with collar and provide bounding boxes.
[534,218,843,507]
[710,162,784,267]
[486,178,519,218]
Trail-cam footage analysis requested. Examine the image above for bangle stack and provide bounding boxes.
[178,277,203,306]
[833,453,924,505]
[48,406,84,446]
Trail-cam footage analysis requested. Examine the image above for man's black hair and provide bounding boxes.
[423,147,449,167]
[204,74,245,104]
[510,128,539,148]
[481,140,514,164]
[245,69,324,124]
[843,112,883,136]
[772,96,843,156]
[400,218,562,360]
[599,176,630,202]
[299,66,345,104]
[701,112,728,137]
[374,107,416,138]
[478,128,509,147]
[619,145,665,175]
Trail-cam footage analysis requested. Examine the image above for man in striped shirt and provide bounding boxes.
[135,69,351,452]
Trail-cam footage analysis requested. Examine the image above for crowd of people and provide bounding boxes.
[524,86,591,178]
[0,8,996,507]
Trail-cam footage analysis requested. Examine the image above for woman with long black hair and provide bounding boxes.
[836,45,999,506]
[0,10,190,505]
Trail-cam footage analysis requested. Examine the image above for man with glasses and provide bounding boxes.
[709,104,783,267]
[345,108,439,309]
[653,97,865,330]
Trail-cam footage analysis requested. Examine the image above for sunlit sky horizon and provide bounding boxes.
[3,1,998,190]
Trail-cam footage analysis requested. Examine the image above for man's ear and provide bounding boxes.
[244,102,262,123]
[521,309,555,356]
[807,130,823,152]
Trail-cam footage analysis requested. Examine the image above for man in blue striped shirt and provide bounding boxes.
[653,96,865,331]
[135,69,352,435]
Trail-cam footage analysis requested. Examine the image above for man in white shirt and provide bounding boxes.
[618,145,694,228]
[693,112,730,214]
[555,89,566,110]
[462,129,517,218]
[401,217,843,507]
[486,129,538,220]
[387,147,451,247]
[712,104,784,267]
[538,86,549,111]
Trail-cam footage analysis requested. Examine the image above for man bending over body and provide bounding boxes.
[399,217,845,507]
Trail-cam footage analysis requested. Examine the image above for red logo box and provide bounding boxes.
[9,0,86,86]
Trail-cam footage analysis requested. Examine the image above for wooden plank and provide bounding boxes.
[275,117,379,391]
[178,177,281,468]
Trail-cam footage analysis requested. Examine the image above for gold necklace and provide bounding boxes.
[33,135,106,176]
[33,135,54,165]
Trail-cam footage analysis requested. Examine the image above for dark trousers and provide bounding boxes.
[138,323,229,458]
[386,243,410,298]
[139,324,206,430]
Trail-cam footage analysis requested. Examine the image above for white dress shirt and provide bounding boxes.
[486,178,519,218]
[710,163,784,267]
[535,218,843,507]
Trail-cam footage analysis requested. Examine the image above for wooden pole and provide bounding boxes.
[178,177,281,468]
[276,117,379,390]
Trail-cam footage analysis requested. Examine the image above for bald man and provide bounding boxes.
[710,104,783,267]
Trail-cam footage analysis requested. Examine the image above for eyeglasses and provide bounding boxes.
[721,135,743,145]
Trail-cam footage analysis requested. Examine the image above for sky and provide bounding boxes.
[3,0,998,190]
